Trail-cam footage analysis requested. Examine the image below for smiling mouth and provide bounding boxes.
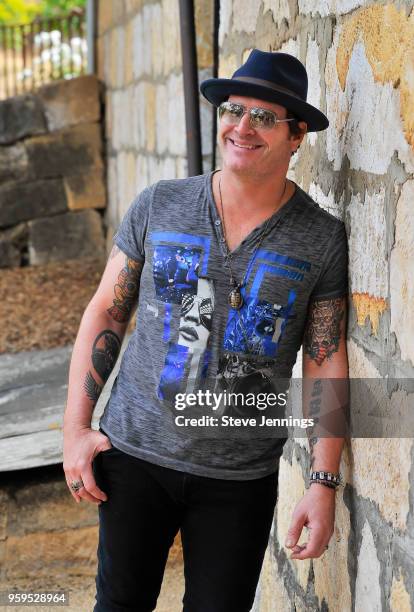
[228,138,262,150]
[179,326,199,341]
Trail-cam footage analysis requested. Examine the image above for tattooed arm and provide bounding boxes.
[64,246,143,430]
[284,296,349,560]
[302,296,349,474]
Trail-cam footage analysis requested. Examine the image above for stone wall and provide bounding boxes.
[0,75,106,267]
[96,0,214,243]
[213,1,414,610]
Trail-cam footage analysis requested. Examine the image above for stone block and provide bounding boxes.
[298,0,371,18]
[348,338,381,378]
[276,454,311,590]
[37,75,101,132]
[108,28,118,89]
[106,156,118,229]
[0,93,46,146]
[162,0,181,74]
[162,157,177,180]
[124,20,134,85]
[390,180,414,366]
[125,0,142,16]
[0,237,20,268]
[96,34,105,83]
[0,179,67,228]
[176,156,188,179]
[111,89,122,150]
[195,0,213,69]
[113,0,126,24]
[143,4,154,76]
[0,142,29,184]
[28,209,105,265]
[262,0,290,25]
[64,168,106,211]
[219,0,233,46]
[132,12,144,80]
[218,54,238,79]
[351,438,412,530]
[104,88,112,140]
[255,547,291,611]
[355,521,382,611]
[305,37,321,148]
[135,82,147,149]
[348,189,388,318]
[0,223,28,268]
[147,155,162,185]
[232,0,261,34]
[151,4,163,77]
[102,32,111,85]
[167,74,186,156]
[134,154,149,199]
[325,14,414,175]
[390,574,411,612]
[125,84,136,148]
[97,0,114,34]
[199,70,213,158]
[25,123,103,180]
[116,151,137,216]
[145,83,156,152]
[313,479,352,611]
[115,26,126,89]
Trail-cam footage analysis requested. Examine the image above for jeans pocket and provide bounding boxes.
[100,445,117,455]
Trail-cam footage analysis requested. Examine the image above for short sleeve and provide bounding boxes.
[113,185,153,263]
[310,221,349,301]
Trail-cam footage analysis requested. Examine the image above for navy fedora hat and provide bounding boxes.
[200,49,329,132]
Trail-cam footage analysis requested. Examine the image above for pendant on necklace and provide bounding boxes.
[228,285,243,310]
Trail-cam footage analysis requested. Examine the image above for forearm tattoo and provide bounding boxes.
[83,329,121,404]
[305,378,323,470]
[303,298,344,366]
[107,256,142,323]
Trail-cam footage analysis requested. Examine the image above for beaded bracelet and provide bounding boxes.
[309,479,337,490]
[309,471,342,489]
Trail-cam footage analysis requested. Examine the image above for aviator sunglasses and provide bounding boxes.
[181,293,213,331]
[218,101,295,131]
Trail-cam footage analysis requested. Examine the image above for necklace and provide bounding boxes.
[217,175,288,310]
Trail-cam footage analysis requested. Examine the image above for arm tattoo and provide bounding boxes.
[304,378,323,470]
[309,435,319,470]
[303,297,344,366]
[107,257,142,323]
[83,329,122,405]
[84,371,102,403]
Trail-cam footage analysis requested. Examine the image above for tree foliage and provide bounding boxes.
[0,0,86,25]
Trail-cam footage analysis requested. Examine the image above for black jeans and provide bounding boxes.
[92,434,279,612]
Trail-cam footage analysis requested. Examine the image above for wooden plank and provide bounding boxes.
[0,339,129,472]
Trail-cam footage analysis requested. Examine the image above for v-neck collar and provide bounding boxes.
[206,169,300,257]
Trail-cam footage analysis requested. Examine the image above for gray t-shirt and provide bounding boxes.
[99,171,348,480]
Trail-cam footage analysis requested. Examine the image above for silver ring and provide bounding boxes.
[70,479,84,493]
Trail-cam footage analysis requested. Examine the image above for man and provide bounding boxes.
[63,50,348,611]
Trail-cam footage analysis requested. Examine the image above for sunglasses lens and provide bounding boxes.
[218,102,244,124]
[219,103,278,130]
[250,108,277,130]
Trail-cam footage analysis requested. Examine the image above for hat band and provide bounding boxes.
[234,76,304,101]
